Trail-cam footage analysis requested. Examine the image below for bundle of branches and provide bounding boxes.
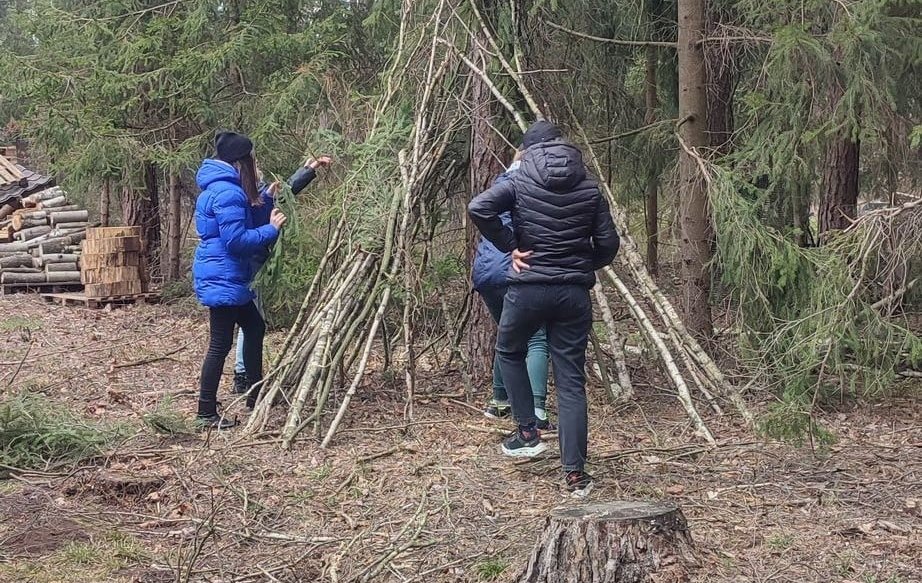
[244,0,467,448]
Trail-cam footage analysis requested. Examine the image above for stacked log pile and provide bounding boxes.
[0,187,92,287]
[81,226,147,298]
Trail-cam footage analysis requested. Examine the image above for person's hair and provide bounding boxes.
[235,153,261,205]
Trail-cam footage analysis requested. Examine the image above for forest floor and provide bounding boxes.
[0,295,920,583]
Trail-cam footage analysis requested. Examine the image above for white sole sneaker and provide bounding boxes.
[500,441,547,458]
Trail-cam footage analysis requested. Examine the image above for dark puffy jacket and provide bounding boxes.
[471,166,516,290]
[192,160,279,307]
[468,140,620,287]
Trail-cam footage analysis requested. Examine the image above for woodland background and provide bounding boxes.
[0,1,920,580]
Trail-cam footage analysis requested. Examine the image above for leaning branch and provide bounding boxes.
[545,20,678,49]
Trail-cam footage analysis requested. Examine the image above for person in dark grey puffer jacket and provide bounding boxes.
[468,121,620,497]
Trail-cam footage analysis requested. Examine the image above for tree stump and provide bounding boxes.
[518,501,696,583]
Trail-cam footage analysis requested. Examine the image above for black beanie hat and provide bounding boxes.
[522,120,563,148]
[215,131,253,163]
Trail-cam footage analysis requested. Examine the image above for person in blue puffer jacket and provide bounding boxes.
[192,132,288,429]
[472,149,552,430]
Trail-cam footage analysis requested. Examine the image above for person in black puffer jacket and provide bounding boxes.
[468,121,620,497]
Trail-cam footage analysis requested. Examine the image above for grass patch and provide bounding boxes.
[61,541,100,565]
[475,558,507,581]
[765,532,795,551]
[0,533,150,583]
[0,392,123,470]
[142,397,192,436]
[0,315,41,332]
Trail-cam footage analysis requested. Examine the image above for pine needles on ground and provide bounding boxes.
[0,393,124,470]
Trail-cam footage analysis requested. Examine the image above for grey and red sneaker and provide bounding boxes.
[500,425,546,458]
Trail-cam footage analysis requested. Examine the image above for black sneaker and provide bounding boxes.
[536,417,556,431]
[233,372,248,394]
[484,403,510,420]
[565,471,593,498]
[500,427,547,458]
[195,414,237,430]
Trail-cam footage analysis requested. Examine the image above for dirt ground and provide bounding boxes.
[0,295,919,583]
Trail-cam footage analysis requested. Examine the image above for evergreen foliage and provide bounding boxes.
[0,0,919,440]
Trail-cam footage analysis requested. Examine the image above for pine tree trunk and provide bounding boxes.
[166,172,181,280]
[644,45,660,276]
[465,0,505,385]
[121,164,161,284]
[705,6,736,155]
[518,502,697,582]
[100,179,111,227]
[819,136,859,237]
[677,0,713,339]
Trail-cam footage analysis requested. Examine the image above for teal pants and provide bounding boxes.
[479,285,548,410]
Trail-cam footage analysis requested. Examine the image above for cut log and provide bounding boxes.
[49,210,89,226]
[45,262,79,273]
[85,280,142,298]
[1,203,22,220]
[80,251,140,269]
[1,272,46,284]
[15,226,52,241]
[37,196,68,209]
[0,242,29,253]
[86,226,142,240]
[36,253,80,266]
[22,187,63,205]
[49,227,87,237]
[0,254,34,268]
[82,236,142,254]
[36,234,88,256]
[11,210,47,230]
[52,221,89,230]
[81,266,141,284]
[518,502,697,583]
[2,267,42,274]
[45,271,81,283]
[13,217,49,230]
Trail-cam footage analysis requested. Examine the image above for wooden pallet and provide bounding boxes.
[40,291,161,308]
[1,282,83,296]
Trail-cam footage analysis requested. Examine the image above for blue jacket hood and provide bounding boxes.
[196,159,240,190]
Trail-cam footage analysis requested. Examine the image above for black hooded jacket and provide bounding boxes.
[468,140,620,287]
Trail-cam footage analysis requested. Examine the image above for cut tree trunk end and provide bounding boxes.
[518,501,697,583]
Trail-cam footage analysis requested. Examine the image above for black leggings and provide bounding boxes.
[198,301,265,417]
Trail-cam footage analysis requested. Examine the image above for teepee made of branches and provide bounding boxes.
[243,0,751,448]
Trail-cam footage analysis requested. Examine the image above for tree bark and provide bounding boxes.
[518,501,697,582]
[166,172,181,281]
[644,45,660,276]
[100,179,111,227]
[819,137,859,237]
[677,0,714,339]
[705,6,736,155]
[465,0,506,385]
[121,164,160,281]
